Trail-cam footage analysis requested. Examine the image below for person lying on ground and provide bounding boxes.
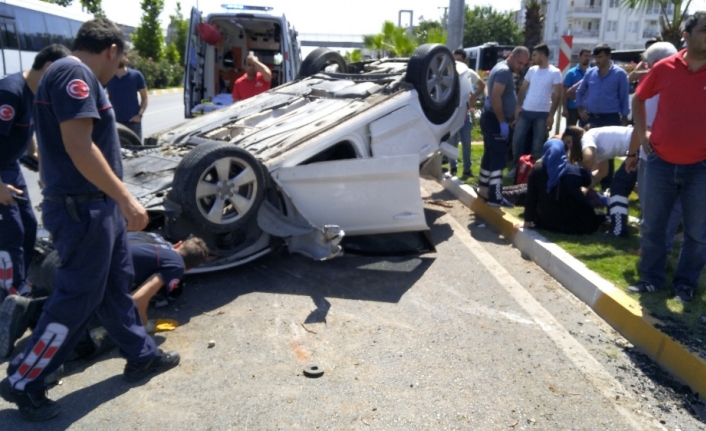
[0,232,210,358]
[523,138,605,235]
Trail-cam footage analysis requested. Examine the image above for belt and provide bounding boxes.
[44,192,106,204]
[44,192,106,222]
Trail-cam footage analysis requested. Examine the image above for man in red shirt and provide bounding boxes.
[231,54,272,101]
[625,11,706,302]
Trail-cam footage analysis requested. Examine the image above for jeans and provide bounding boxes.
[449,117,472,172]
[638,158,683,253]
[566,108,580,127]
[512,110,548,166]
[639,154,706,290]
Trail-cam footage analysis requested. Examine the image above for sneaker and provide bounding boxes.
[488,197,515,209]
[0,378,61,421]
[505,167,516,178]
[462,171,474,178]
[674,285,694,303]
[123,350,180,383]
[450,168,457,177]
[0,295,32,358]
[626,281,657,293]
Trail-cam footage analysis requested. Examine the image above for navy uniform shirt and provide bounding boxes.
[105,68,146,123]
[0,72,34,169]
[128,232,185,292]
[34,58,122,196]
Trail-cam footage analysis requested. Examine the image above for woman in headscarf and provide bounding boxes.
[523,138,604,234]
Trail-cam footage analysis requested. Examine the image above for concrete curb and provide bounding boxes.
[148,87,183,95]
[439,175,706,397]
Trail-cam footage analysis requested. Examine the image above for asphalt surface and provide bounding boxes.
[5,95,704,429]
[1,174,704,429]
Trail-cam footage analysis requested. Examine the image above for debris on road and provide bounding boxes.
[303,364,324,378]
[208,340,216,348]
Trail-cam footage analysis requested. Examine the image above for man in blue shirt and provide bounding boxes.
[575,44,630,128]
[0,45,70,302]
[0,19,178,422]
[575,44,630,190]
[562,48,591,127]
[105,61,148,140]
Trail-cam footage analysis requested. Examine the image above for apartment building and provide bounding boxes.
[516,0,671,63]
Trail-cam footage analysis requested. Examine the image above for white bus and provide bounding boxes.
[0,0,93,76]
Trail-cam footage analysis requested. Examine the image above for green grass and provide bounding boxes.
[445,137,706,349]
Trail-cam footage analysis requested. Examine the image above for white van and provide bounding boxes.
[184,4,302,118]
[463,42,515,72]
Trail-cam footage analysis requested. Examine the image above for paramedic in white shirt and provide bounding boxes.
[449,48,485,177]
[510,43,563,176]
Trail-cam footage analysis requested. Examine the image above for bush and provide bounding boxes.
[127,51,184,89]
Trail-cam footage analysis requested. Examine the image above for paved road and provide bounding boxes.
[143,91,186,137]
[1,177,703,430]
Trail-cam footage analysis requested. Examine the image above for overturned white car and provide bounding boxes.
[125,44,472,272]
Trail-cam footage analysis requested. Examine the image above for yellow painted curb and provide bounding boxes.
[439,175,706,397]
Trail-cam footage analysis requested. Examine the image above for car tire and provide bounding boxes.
[405,44,460,125]
[170,141,266,234]
[117,123,142,148]
[298,48,348,78]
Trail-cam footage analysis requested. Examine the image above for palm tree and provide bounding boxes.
[343,49,362,62]
[523,0,544,49]
[620,0,693,47]
[364,21,418,58]
[363,34,386,58]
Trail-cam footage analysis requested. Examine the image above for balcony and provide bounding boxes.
[566,4,603,17]
[567,29,600,38]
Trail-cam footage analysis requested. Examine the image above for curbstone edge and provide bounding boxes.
[438,174,706,398]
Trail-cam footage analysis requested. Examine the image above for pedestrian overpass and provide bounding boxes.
[298,33,364,49]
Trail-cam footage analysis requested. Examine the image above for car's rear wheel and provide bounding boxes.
[170,142,266,234]
[405,44,460,125]
[299,48,348,78]
[117,123,142,148]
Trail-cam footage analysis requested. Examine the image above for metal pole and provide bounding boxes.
[398,10,414,35]
[446,0,465,50]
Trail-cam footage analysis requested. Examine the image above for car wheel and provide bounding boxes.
[298,48,348,78]
[117,123,142,148]
[171,142,266,234]
[405,44,460,125]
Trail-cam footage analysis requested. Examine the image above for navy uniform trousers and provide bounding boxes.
[6,198,157,392]
[479,109,509,203]
[0,165,36,297]
[607,160,638,237]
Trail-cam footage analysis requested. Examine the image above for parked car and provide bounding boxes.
[123,44,472,272]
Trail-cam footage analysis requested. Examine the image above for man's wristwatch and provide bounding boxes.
[625,151,637,157]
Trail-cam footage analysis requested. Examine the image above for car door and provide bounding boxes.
[273,154,429,236]
[184,7,204,118]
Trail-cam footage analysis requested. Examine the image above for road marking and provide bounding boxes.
[441,213,665,431]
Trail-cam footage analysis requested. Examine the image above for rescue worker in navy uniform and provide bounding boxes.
[0,45,71,301]
[0,232,210,358]
[0,19,179,422]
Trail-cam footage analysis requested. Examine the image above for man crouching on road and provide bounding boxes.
[0,18,180,422]
[0,232,210,360]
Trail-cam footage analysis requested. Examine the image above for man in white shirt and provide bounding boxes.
[510,43,563,178]
[581,125,633,184]
[449,48,485,177]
